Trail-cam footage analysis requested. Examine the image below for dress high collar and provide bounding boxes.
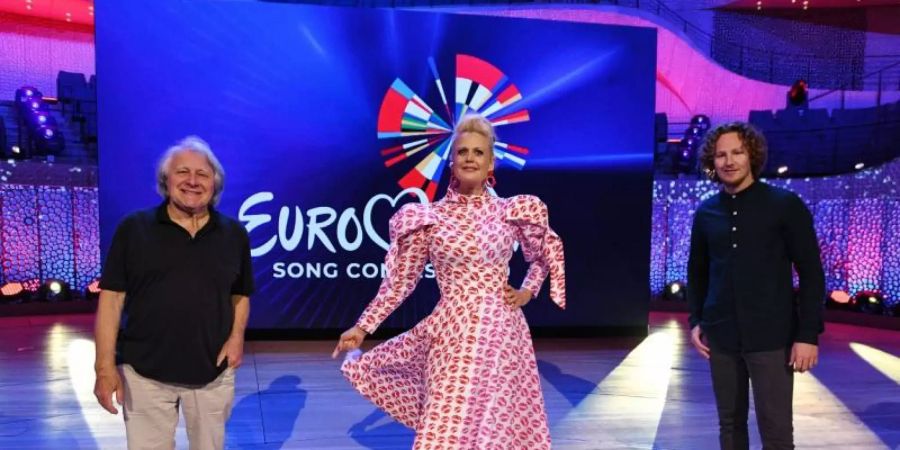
[443,187,490,206]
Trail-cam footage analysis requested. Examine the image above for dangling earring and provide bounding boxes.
[486,169,496,188]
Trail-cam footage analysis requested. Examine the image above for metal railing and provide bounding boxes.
[263,0,900,92]
[809,60,900,109]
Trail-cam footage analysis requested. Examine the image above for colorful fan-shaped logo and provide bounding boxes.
[376,54,531,200]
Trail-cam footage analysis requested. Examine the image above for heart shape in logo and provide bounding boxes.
[363,187,429,251]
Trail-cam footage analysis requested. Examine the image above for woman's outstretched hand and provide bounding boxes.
[332,325,367,359]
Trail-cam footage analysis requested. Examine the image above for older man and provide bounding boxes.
[93,136,254,450]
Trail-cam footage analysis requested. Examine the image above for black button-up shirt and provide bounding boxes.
[687,181,824,352]
[100,203,255,385]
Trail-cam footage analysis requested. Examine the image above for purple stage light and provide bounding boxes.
[684,126,703,139]
[683,136,700,148]
[690,114,711,132]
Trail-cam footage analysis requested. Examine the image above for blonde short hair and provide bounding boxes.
[450,114,496,152]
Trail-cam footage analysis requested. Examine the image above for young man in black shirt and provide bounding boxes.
[93,136,254,449]
[687,122,825,450]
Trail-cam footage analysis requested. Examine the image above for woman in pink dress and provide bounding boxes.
[332,114,565,449]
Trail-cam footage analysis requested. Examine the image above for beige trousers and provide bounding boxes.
[119,364,235,450]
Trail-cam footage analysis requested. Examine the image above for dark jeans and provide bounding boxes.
[709,347,794,450]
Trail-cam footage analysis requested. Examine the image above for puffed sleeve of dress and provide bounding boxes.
[505,195,566,309]
[356,203,437,334]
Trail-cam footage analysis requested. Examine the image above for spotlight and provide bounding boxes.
[787,79,809,108]
[0,282,28,304]
[777,165,789,175]
[664,281,686,301]
[826,290,853,310]
[673,138,699,174]
[11,145,20,154]
[684,126,704,140]
[36,279,72,302]
[854,162,865,170]
[33,126,64,156]
[29,112,57,131]
[30,101,40,110]
[690,115,711,132]
[14,86,41,104]
[852,291,885,315]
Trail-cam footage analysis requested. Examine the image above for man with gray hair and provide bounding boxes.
[93,136,254,450]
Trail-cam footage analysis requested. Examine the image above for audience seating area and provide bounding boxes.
[752,102,900,176]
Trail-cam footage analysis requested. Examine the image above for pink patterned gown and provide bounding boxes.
[341,189,566,450]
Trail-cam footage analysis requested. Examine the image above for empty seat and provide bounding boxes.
[775,108,829,130]
[57,71,94,117]
[749,110,777,131]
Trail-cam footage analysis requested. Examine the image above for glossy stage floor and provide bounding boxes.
[0,312,896,449]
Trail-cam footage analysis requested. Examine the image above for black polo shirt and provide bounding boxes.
[99,203,254,385]
[687,181,825,353]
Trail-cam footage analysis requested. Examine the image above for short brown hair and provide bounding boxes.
[699,122,768,182]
